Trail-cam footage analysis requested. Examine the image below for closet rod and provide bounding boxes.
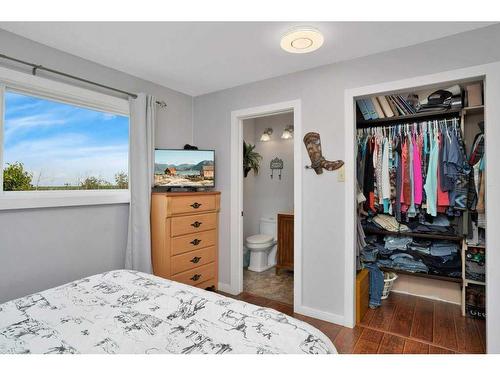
[0,53,167,108]
[357,117,460,134]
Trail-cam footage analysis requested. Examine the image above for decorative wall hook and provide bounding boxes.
[270,157,283,180]
[303,132,344,174]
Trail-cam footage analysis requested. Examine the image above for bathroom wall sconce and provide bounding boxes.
[281,125,294,139]
[260,128,273,142]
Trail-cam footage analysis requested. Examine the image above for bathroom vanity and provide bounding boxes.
[276,213,294,275]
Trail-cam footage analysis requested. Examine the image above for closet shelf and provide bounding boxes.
[356,108,462,128]
[363,228,464,242]
[463,105,484,115]
[380,267,463,283]
[466,243,486,249]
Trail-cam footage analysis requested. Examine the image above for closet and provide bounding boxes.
[355,80,486,320]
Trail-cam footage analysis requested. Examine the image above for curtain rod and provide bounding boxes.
[0,53,167,108]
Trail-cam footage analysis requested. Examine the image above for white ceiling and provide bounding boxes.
[0,22,494,96]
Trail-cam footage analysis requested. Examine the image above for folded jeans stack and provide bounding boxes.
[408,250,462,277]
[378,253,429,273]
[429,241,459,257]
[384,235,412,251]
[408,239,432,254]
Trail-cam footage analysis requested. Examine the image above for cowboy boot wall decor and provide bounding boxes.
[303,132,344,175]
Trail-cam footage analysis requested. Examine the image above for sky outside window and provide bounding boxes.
[3,91,129,190]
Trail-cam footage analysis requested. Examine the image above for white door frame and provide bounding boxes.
[230,100,302,311]
[344,62,500,353]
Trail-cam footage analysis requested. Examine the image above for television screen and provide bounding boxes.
[154,149,215,188]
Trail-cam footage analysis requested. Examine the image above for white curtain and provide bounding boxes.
[125,93,156,273]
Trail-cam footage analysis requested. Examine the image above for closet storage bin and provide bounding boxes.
[465,285,486,320]
[382,272,398,299]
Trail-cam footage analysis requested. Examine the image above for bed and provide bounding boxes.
[0,270,336,354]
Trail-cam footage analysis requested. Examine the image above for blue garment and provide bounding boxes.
[389,253,429,273]
[364,263,384,308]
[360,245,379,263]
[429,241,459,257]
[424,134,439,216]
[384,235,412,251]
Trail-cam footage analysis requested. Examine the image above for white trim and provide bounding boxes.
[217,282,236,295]
[230,100,303,314]
[344,62,500,352]
[0,190,130,210]
[294,305,344,326]
[0,65,130,210]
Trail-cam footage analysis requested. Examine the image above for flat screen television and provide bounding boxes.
[154,149,215,189]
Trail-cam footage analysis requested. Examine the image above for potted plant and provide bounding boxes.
[243,141,262,177]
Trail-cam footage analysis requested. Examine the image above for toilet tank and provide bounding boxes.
[259,216,277,239]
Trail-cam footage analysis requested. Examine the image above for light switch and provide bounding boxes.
[337,165,345,182]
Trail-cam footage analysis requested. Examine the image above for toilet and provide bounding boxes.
[245,216,277,272]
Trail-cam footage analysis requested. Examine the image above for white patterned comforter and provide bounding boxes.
[0,270,336,354]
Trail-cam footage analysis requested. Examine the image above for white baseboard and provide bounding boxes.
[294,304,345,326]
[391,290,460,305]
[217,282,238,295]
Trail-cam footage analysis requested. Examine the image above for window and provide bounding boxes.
[3,91,129,191]
[0,67,130,209]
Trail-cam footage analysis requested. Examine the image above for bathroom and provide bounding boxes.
[242,112,294,305]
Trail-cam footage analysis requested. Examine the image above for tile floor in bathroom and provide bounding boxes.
[243,267,293,304]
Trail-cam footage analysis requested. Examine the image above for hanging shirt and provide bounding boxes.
[437,134,450,209]
[413,134,423,205]
[382,138,391,201]
[407,134,417,217]
[424,132,439,216]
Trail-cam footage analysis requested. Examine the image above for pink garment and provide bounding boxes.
[400,140,407,203]
[413,135,423,205]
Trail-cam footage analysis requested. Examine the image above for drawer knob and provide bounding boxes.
[190,256,202,264]
[191,221,202,228]
[190,274,201,281]
[190,238,202,246]
[190,202,202,209]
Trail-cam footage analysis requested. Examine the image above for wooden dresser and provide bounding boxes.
[151,191,220,290]
[276,213,294,275]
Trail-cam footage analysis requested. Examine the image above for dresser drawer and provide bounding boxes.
[171,246,216,275]
[195,278,217,290]
[171,230,217,256]
[171,213,217,236]
[171,263,216,286]
[169,195,217,215]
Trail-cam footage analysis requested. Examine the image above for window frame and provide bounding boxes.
[0,66,130,210]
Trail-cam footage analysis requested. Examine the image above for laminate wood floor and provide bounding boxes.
[224,291,486,354]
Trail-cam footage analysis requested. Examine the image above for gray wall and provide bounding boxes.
[0,29,193,302]
[243,113,294,240]
[193,24,500,317]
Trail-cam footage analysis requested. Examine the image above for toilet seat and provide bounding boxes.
[246,234,273,244]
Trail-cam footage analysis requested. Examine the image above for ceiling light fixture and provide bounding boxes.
[280,26,324,54]
[281,125,294,139]
[260,128,273,142]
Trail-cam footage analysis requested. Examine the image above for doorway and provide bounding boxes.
[345,64,498,352]
[230,100,303,313]
[242,112,294,304]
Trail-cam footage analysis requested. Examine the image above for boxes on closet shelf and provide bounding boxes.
[466,83,483,107]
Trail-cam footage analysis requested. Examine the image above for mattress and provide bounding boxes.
[0,270,336,354]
